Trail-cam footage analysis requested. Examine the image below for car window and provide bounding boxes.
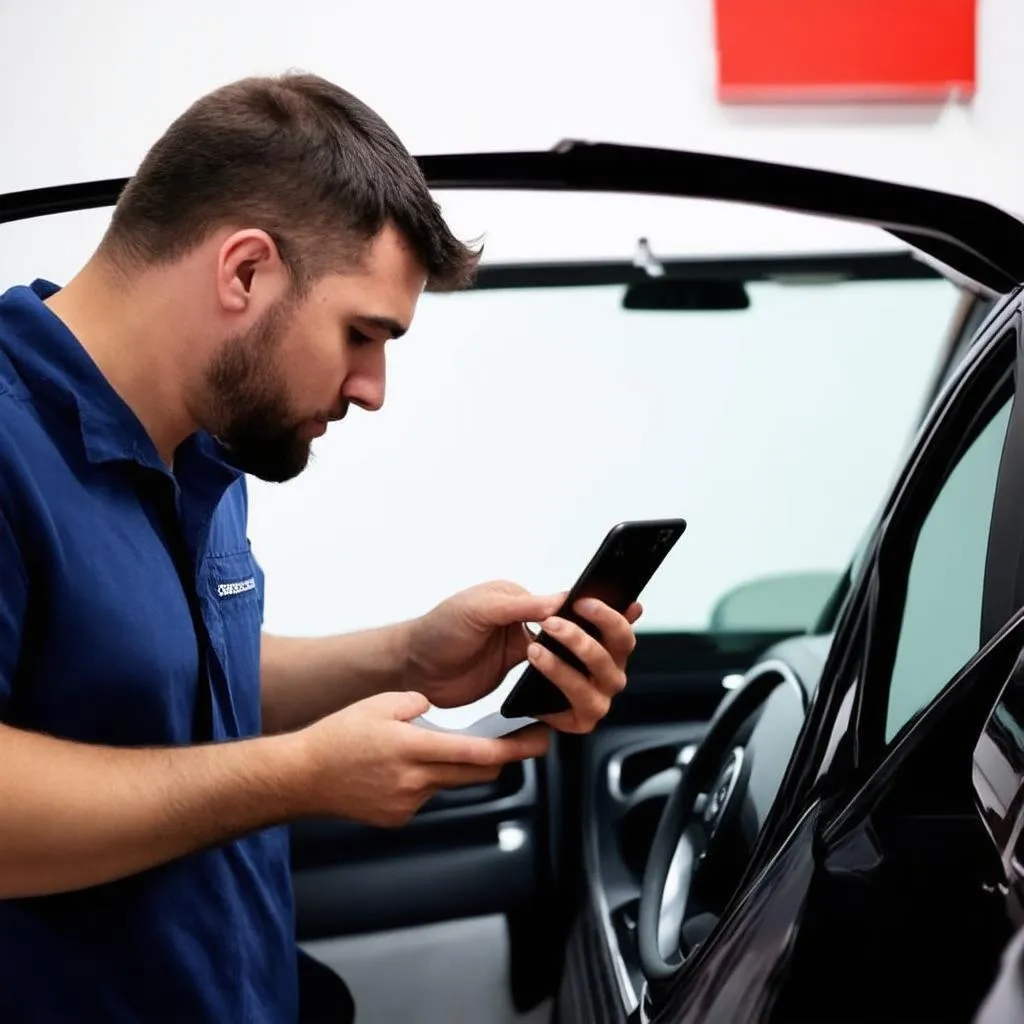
[885,395,1014,742]
[819,295,1003,637]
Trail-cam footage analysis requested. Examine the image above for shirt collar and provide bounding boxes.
[0,279,241,493]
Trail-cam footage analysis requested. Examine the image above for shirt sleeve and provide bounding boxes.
[0,505,28,716]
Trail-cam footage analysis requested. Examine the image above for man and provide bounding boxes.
[0,72,640,1022]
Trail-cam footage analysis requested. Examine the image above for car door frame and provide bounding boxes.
[6,142,1024,1017]
[798,291,1021,803]
[7,139,1024,290]
[737,285,1024,874]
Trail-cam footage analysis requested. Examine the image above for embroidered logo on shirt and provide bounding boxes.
[217,577,257,599]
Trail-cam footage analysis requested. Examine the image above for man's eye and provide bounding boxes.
[348,327,373,346]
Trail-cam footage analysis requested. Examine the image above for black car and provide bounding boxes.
[6,144,1024,1024]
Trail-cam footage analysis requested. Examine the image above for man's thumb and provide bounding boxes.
[500,590,567,624]
[375,690,432,721]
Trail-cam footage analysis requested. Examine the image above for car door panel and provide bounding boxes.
[636,297,1024,1024]
[291,758,538,939]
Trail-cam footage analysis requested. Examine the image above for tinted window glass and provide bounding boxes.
[886,397,1013,742]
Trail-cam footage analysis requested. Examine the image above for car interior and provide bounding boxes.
[0,167,1011,1024]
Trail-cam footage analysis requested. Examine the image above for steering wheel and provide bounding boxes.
[637,667,792,981]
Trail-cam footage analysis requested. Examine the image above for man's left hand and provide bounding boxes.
[405,581,642,734]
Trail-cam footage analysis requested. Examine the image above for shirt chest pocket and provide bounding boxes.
[200,545,265,738]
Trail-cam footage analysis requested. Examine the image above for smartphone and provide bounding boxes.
[500,518,687,720]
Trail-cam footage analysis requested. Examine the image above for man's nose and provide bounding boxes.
[342,344,386,412]
[342,370,385,413]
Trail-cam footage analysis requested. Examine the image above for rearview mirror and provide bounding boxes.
[709,571,842,633]
[622,279,750,311]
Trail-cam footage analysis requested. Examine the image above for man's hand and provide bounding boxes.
[0,693,549,898]
[297,691,551,827]
[405,581,642,734]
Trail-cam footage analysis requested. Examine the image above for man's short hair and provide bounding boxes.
[100,71,480,292]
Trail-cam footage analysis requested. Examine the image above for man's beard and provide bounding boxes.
[203,299,313,483]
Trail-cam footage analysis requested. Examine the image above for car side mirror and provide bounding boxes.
[709,571,842,633]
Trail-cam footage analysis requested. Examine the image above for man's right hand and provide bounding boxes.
[295,691,551,827]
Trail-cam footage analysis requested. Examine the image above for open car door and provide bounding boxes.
[5,142,1024,1024]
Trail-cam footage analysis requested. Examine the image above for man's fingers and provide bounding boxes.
[571,599,638,660]
[411,723,552,767]
[491,723,553,762]
[409,754,544,810]
[490,590,567,626]
[478,585,641,640]
[371,690,432,721]
[543,620,622,691]
[527,641,611,721]
[427,762,509,789]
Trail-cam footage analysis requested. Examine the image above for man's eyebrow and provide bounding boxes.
[356,315,408,340]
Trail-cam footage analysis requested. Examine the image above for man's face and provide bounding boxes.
[204,224,426,482]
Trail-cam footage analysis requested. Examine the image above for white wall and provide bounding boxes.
[0,1,1020,722]
[1,0,1023,206]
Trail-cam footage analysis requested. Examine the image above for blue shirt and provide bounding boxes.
[0,281,297,1022]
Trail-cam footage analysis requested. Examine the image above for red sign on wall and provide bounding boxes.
[714,0,977,104]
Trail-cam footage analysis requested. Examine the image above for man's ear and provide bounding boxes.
[216,229,284,313]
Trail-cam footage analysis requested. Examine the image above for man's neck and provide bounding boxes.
[44,259,201,465]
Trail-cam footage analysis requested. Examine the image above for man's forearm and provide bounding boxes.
[260,621,417,734]
[0,722,309,899]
